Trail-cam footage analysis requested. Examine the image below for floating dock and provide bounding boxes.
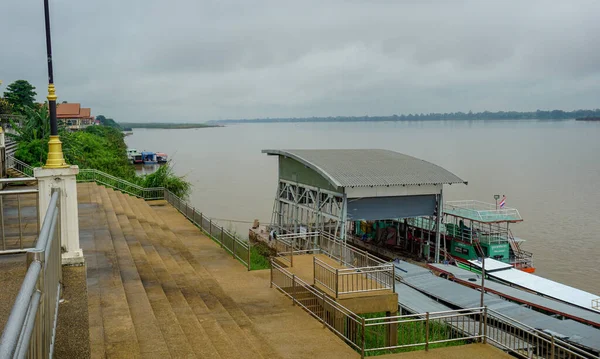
[462,258,599,312]
[429,262,600,327]
[394,260,600,353]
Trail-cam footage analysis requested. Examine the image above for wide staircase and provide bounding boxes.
[77,182,358,359]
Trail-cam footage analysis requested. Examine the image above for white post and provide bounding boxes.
[34,166,84,265]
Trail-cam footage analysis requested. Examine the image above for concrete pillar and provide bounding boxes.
[34,166,84,265]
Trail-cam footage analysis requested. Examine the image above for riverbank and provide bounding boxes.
[120,122,221,129]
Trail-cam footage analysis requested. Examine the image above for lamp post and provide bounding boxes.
[494,194,500,210]
[43,0,68,168]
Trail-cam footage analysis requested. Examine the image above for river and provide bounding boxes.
[126,120,600,294]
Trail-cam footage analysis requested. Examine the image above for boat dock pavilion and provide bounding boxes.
[262,149,467,263]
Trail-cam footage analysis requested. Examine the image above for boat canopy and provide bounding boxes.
[445,200,523,223]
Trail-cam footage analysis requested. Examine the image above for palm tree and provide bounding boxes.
[6,104,50,143]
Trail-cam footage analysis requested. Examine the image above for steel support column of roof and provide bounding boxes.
[435,188,443,263]
[270,179,345,239]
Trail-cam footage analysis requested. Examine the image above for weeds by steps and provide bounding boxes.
[359,312,468,356]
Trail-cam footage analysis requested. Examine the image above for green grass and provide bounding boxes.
[249,244,272,270]
[359,312,468,356]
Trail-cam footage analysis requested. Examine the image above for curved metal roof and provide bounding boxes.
[263,149,466,188]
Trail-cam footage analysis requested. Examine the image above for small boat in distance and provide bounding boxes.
[156,152,168,164]
[127,148,143,164]
[141,151,158,164]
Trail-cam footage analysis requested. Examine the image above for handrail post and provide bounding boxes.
[292,274,296,306]
[290,238,294,267]
[313,256,316,285]
[269,259,273,288]
[231,230,235,259]
[425,312,430,351]
[361,317,366,359]
[322,291,326,328]
[479,307,484,343]
[247,242,251,271]
[483,306,487,344]
[219,226,223,248]
[550,335,555,358]
[335,268,339,298]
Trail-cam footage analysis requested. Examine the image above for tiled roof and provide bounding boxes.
[56,103,81,117]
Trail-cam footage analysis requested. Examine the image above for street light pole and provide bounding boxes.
[43,0,68,168]
[494,194,500,210]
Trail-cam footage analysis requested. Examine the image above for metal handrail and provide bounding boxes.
[163,190,251,270]
[6,155,164,200]
[0,190,62,359]
[77,168,164,200]
[486,308,595,358]
[0,184,40,254]
[6,156,34,177]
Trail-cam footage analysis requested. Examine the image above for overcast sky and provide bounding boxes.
[1,0,599,122]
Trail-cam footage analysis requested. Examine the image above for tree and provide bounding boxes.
[96,114,122,130]
[3,80,37,114]
[0,98,13,114]
[6,105,50,143]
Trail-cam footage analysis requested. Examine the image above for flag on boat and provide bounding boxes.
[499,195,506,208]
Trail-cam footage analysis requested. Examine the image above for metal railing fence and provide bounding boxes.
[313,257,393,298]
[0,178,39,254]
[6,156,34,178]
[164,190,250,270]
[270,260,364,352]
[77,169,164,200]
[271,260,493,358]
[272,231,394,297]
[485,308,596,359]
[0,190,62,359]
[271,260,597,359]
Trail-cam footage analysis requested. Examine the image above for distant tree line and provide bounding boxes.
[210,109,600,124]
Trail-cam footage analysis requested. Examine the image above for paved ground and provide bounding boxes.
[55,266,91,359]
[0,253,26,331]
[379,343,513,358]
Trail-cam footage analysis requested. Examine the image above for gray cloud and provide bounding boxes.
[1,0,599,122]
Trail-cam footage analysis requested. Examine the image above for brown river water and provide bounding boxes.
[126,120,600,294]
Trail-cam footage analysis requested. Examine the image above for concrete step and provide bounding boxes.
[117,193,222,359]
[127,196,245,359]
[85,186,142,358]
[143,200,283,359]
[104,189,195,358]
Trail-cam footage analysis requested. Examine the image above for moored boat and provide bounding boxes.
[408,200,535,273]
[141,151,158,164]
[156,152,168,163]
[127,148,143,164]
